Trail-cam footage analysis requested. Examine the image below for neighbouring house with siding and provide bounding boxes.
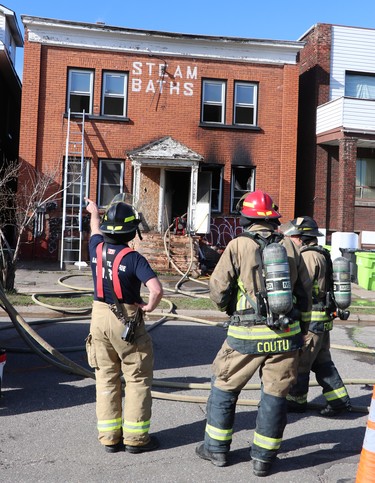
[0,4,23,247]
[296,23,375,244]
[18,15,302,271]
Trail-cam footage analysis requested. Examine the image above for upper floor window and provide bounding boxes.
[67,69,94,114]
[234,82,258,126]
[201,80,226,123]
[231,166,255,212]
[356,158,375,200]
[201,165,223,212]
[345,72,375,100]
[102,72,128,117]
[98,159,124,207]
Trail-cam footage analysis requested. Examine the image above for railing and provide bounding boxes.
[317,97,375,135]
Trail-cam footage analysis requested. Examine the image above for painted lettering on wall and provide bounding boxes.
[131,62,197,96]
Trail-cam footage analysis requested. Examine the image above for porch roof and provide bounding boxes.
[127,136,204,167]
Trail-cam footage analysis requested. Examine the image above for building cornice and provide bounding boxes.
[21,15,303,65]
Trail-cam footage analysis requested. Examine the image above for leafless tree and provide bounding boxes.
[0,160,64,291]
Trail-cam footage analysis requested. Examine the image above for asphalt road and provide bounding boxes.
[0,264,374,482]
[1,307,374,482]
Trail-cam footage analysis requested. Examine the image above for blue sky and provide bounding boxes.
[10,0,375,78]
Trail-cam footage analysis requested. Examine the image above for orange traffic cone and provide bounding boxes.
[356,385,375,482]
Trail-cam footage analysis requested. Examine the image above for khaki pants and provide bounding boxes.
[212,339,299,397]
[86,301,154,446]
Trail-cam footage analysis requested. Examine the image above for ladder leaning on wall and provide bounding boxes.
[60,109,86,269]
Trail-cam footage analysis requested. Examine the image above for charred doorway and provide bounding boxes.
[164,170,190,227]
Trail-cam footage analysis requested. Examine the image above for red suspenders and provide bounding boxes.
[96,242,104,299]
[96,242,133,301]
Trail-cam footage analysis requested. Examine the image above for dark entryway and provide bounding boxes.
[165,170,190,224]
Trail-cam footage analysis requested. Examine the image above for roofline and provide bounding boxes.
[298,22,375,41]
[0,4,23,46]
[298,24,318,41]
[21,15,303,51]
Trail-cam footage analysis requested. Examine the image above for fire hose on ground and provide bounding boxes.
[0,275,374,413]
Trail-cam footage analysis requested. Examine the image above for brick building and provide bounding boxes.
[19,16,302,270]
[0,5,23,247]
[297,23,375,242]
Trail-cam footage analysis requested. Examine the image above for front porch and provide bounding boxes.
[132,231,202,276]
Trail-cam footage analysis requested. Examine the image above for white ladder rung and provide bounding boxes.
[61,108,86,269]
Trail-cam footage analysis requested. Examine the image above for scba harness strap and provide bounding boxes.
[234,230,292,329]
[96,242,133,302]
[238,230,284,251]
[301,245,336,312]
[230,309,266,327]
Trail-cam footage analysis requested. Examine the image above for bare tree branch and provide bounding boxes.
[0,158,87,289]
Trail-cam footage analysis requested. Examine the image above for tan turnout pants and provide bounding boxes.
[212,339,299,396]
[86,301,154,446]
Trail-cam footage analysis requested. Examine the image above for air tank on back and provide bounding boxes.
[263,243,293,315]
[333,256,351,309]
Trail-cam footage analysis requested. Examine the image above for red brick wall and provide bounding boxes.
[297,25,375,237]
[19,39,42,172]
[19,30,300,257]
[355,206,375,231]
[337,138,356,231]
[296,24,332,226]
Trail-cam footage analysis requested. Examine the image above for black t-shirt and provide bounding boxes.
[89,234,157,304]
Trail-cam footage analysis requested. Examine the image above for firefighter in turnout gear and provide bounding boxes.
[195,190,312,477]
[85,197,163,453]
[282,216,352,417]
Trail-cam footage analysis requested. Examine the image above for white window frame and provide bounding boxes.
[234,81,258,126]
[230,166,256,213]
[101,71,128,117]
[67,69,94,114]
[201,79,226,124]
[98,159,125,208]
[356,158,375,200]
[201,165,223,212]
[345,72,375,99]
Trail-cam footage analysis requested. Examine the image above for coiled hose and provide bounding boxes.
[1,228,375,412]
[1,274,374,412]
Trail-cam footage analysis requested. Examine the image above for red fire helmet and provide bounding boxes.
[239,190,281,219]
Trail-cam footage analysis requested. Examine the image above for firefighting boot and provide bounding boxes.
[287,400,307,413]
[195,442,228,467]
[253,459,273,477]
[104,441,124,453]
[319,404,352,417]
[125,436,159,454]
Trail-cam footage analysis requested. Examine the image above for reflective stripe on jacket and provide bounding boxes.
[209,223,312,354]
[301,245,333,333]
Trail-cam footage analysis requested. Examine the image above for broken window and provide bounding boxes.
[231,166,255,212]
[201,165,223,212]
[98,159,124,207]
